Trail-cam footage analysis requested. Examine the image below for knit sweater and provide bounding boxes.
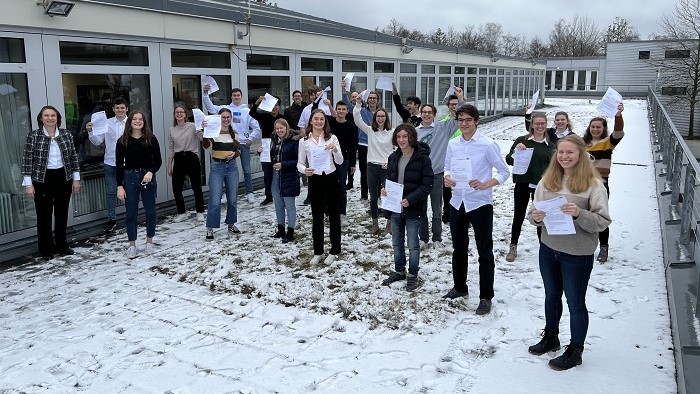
[587,115,624,178]
[168,122,203,160]
[528,177,611,256]
[115,135,162,187]
[505,136,555,185]
[353,103,394,165]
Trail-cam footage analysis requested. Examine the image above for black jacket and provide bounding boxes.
[250,102,285,139]
[283,102,307,131]
[270,132,300,197]
[393,94,421,126]
[386,142,433,219]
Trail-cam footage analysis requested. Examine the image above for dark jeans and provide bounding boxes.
[599,179,610,245]
[337,160,349,215]
[124,170,157,242]
[308,171,341,256]
[33,168,72,255]
[357,145,368,199]
[510,182,541,244]
[262,161,273,201]
[442,186,452,220]
[367,162,386,219]
[539,242,594,347]
[449,203,495,300]
[391,213,420,276]
[172,151,204,214]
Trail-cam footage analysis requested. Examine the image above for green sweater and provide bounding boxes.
[505,136,555,185]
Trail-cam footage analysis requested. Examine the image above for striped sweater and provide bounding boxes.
[587,115,624,178]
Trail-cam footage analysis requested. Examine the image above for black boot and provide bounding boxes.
[272,225,286,238]
[528,329,561,355]
[282,227,294,243]
[549,345,583,371]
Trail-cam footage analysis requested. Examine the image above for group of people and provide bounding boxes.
[22,82,627,371]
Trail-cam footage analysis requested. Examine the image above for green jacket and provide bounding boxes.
[505,135,555,185]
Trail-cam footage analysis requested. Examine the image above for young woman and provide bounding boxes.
[202,108,241,240]
[584,102,625,262]
[116,111,162,259]
[380,124,433,291]
[347,90,380,199]
[505,112,555,262]
[525,106,574,144]
[269,119,300,243]
[168,103,204,223]
[297,109,344,265]
[22,105,81,260]
[527,135,611,371]
[353,102,394,234]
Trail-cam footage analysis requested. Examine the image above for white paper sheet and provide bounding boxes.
[442,85,456,103]
[450,157,472,188]
[526,90,540,114]
[319,90,331,114]
[192,108,206,130]
[309,146,331,173]
[0,84,17,95]
[375,76,393,91]
[258,93,279,113]
[201,75,219,94]
[597,87,623,118]
[360,89,370,103]
[343,73,354,92]
[512,148,534,175]
[260,138,271,163]
[89,111,109,136]
[381,180,404,214]
[203,115,221,138]
[533,195,576,235]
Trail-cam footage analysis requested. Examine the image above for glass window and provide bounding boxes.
[421,64,435,74]
[400,63,417,73]
[420,76,435,104]
[455,66,465,75]
[0,73,32,234]
[489,68,496,75]
[545,71,552,90]
[466,77,476,104]
[439,76,452,100]
[246,54,289,70]
[665,50,690,59]
[439,65,451,74]
[247,76,290,108]
[374,62,394,73]
[468,67,477,74]
[59,42,148,66]
[349,76,367,95]
[479,68,487,75]
[577,70,586,90]
[590,71,597,90]
[638,51,650,60]
[565,71,575,90]
[342,60,367,72]
[61,73,151,216]
[554,71,563,90]
[301,57,333,72]
[171,49,231,68]
[0,38,25,63]
[477,76,487,114]
[498,69,504,75]
[398,76,416,101]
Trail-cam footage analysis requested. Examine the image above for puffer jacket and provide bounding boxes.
[270,132,300,197]
[386,141,433,219]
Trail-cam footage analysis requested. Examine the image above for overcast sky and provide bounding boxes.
[270,0,669,41]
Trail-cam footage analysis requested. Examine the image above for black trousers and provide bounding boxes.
[442,186,452,219]
[449,204,495,300]
[357,145,368,199]
[599,178,610,245]
[262,162,273,201]
[309,171,341,256]
[510,182,542,244]
[33,168,72,255]
[172,151,204,214]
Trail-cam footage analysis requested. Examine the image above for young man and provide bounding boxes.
[86,97,128,232]
[283,90,306,133]
[297,85,329,129]
[442,104,510,316]
[442,94,461,224]
[322,99,357,226]
[250,95,285,206]
[392,82,422,126]
[203,85,261,204]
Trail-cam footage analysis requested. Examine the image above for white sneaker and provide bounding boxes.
[420,240,430,250]
[173,213,187,222]
[144,242,154,255]
[433,241,444,249]
[126,245,138,259]
[324,254,337,266]
[247,193,255,204]
[196,212,205,223]
[310,255,323,265]
[341,214,349,227]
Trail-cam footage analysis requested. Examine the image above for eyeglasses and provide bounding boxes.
[421,111,434,115]
[457,118,474,123]
[448,102,458,107]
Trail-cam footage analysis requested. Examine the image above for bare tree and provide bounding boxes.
[548,15,603,57]
[479,23,503,54]
[455,25,482,51]
[650,0,700,138]
[526,36,551,58]
[429,28,447,45]
[382,18,405,37]
[605,17,640,43]
[501,33,527,57]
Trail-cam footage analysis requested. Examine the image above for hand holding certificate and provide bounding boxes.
[381,180,404,213]
[203,115,221,138]
[89,111,108,136]
[533,196,576,235]
[450,157,472,188]
[512,148,534,175]
[260,138,271,162]
[597,87,623,118]
[192,108,206,130]
[309,146,331,173]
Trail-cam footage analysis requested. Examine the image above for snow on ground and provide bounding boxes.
[0,99,676,393]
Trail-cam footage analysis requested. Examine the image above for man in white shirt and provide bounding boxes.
[297,85,330,130]
[86,97,128,232]
[441,104,510,316]
[203,85,262,204]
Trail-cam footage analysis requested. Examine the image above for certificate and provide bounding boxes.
[450,157,472,188]
[89,111,108,136]
[512,148,534,175]
[258,93,279,113]
[343,73,354,92]
[375,76,393,91]
[442,85,456,103]
[533,196,576,235]
[192,108,206,130]
[597,87,623,118]
[309,146,331,173]
[201,75,219,94]
[381,179,404,214]
[526,90,540,114]
[203,115,221,138]
[260,138,271,163]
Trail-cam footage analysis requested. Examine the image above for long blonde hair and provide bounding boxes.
[541,135,600,194]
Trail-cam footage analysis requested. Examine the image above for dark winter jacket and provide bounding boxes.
[386,141,433,219]
[270,132,301,197]
[283,102,307,131]
[250,102,285,139]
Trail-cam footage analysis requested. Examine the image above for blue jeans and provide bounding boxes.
[391,213,420,276]
[367,162,386,219]
[206,159,239,228]
[104,163,117,220]
[420,172,444,242]
[123,170,157,242]
[539,242,594,347]
[271,170,296,228]
[239,144,253,194]
[337,160,349,215]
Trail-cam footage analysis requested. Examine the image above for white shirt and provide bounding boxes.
[88,116,126,166]
[555,128,572,139]
[297,133,343,175]
[444,131,510,212]
[297,102,331,130]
